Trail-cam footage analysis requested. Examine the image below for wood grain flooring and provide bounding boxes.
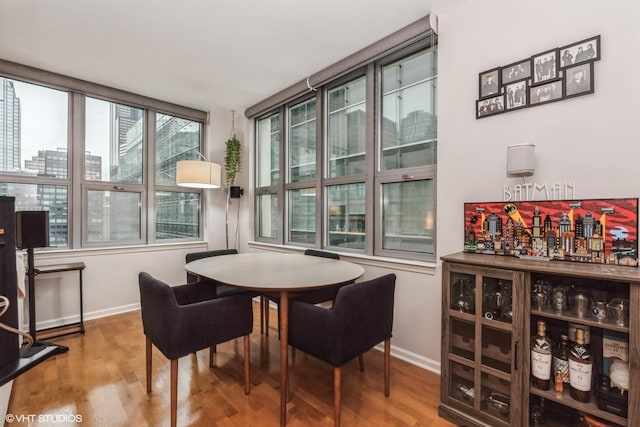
[7,302,454,426]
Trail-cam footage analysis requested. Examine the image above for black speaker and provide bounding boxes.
[16,210,50,249]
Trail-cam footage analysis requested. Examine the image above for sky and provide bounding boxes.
[12,79,111,178]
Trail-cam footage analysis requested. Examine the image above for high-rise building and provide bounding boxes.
[109,103,142,175]
[0,78,21,172]
[21,148,102,246]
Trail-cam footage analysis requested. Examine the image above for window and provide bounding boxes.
[87,190,142,243]
[253,29,437,262]
[0,69,206,249]
[0,78,70,245]
[154,114,202,241]
[327,183,365,250]
[380,50,436,171]
[375,47,437,258]
[256,113,281,242]
[288,98,316,183]
[327,77,366,178]
[85,97,143,184]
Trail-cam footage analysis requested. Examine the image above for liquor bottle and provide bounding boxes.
[569,328,592,402]
[531,320,553,390]
[552,334,570,392]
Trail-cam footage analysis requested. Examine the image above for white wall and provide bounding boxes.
[432,0,640,364]
[438,0,640,258]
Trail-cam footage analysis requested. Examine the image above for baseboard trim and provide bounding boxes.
[34,303,141,331]
[374,343,441,375]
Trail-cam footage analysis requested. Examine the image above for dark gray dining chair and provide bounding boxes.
[138,272,253,427]
[186,248,267,337]
[185,248,242,297]
[262,249,343,337]
[288,273,396,427]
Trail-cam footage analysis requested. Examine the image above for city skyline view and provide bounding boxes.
[0,76,203,246]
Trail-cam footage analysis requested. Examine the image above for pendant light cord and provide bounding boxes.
[229,110,236,138]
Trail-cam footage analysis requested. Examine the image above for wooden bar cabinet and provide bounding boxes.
[440,252,639,427]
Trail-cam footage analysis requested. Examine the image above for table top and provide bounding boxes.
[36,262,86,273]
[185,252,364,292]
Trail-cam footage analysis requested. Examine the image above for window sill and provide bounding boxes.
[30,241,208,262]
[247,241,436,275]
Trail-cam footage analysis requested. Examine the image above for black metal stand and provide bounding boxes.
[23,247,68,357]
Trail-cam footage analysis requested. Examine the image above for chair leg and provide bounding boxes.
[171,359,178,427]
[260,296,265,334]
[244,335,251,395]
[384,338,390,397]
[209,345,216,368]
[358,354,365,372]
[264,297,270,337]
[146,337,152,394]
[334,366,342,427]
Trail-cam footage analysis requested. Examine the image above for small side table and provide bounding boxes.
[34,262,86,340]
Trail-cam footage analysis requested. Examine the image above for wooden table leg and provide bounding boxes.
[280,291,289,426]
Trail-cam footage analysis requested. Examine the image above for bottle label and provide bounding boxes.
[569,359,592,391]
[553,357,569,383]
[531,350,552,380]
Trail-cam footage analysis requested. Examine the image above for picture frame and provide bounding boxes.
[504,80,528,111]
[476,94,505,119]
[559,35,601,68]
[532,48,559,85]
[529,79,562,106]
[564,62,594,98]
[474,35,601,119]
[501,59,532,85]
[479,67,501,99]
[463,198,639,267]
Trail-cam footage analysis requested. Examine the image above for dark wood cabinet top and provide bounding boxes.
[441,252,640,284]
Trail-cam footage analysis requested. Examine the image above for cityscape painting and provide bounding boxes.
[463,198,638,267]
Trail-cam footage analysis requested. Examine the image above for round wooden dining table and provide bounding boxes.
[185,251,364,426]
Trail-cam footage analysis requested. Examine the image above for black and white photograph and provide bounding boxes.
[564,62,594,98]
[501,59,532,84]
[505,81,528,110]
[559,35,600,68]
[475,36,601,119]
[532,49,559,85]
[478,68,501,98]
[476,94,505,118]
[530,79,562,106]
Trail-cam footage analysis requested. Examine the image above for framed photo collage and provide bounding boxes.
[476,35,600,119]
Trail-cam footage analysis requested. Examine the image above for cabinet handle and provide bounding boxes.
[514,341,519,370]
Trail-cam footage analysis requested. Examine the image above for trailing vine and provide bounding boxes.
[224,135,241,187]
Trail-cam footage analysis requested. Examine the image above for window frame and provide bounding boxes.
[374,40,438,261]
[284,91,320,247]
[0,60,208,249]
[322,67,372,255]
[255,110,284,244]
[253,34,437,262]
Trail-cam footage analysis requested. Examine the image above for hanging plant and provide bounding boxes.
[224,134,241,187]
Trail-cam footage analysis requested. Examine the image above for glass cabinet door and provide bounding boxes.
[443,263,522,427]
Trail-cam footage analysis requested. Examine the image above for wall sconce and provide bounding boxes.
[506,143,535,177]
[176,160,221,189]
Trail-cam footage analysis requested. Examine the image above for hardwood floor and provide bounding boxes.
[7,302,454,426]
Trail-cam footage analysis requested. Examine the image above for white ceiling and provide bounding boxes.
[0,0,465,114]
